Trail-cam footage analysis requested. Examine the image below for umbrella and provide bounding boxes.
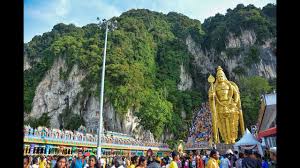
[84,152,96,157]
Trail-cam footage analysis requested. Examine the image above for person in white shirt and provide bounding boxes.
[111,157,125,168]
[32,158,39,168]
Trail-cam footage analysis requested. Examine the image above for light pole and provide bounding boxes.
[96,18,117,159]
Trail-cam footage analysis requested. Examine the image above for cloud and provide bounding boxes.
[25,6,54,22]
[55,0,70,17]
[24,0,122,42]
[24,0,276,42]
[140,0,276,22]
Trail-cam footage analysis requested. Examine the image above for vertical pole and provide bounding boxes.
[97,21,109,159]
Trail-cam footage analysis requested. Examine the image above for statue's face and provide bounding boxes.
[217,73,226,82]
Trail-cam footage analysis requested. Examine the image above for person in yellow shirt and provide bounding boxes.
[206,150,220,168]
[169,151,179,168]
[39,155,47,168]
[128,156,139,168]
[125,157,131,168]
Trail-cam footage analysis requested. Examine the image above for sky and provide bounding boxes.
[24,0,276,43]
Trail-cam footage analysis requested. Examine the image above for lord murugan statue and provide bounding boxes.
[208,66,245,144]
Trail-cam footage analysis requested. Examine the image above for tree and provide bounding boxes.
[238,76,272,128]
[244,46,260,67]
[136,90,172,139]
[262,4,276,19]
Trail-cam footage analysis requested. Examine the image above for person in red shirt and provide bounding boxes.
[196,152,204,168]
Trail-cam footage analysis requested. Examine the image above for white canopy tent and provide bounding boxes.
[234,128,263,156]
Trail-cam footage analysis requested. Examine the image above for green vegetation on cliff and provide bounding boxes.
[202,3,276,52]
[24,4,276,140]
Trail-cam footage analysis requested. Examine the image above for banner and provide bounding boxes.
[239,144,263,156]
[239,145,257,150]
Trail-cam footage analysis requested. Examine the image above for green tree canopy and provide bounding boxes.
[238,76,272,128]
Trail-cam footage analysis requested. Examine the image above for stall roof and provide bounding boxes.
[234,129,260,146]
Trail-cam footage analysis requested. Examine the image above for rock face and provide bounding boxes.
[27,56,156,141]
[178,64,193,91]
[186,30,276,82]
[24,55,31,71]
[226,30,257,48]
[186,35,214,75]
[28,57,86,128]
[82,96,154,140]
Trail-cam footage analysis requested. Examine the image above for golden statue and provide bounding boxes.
[178,142,183,154]
[208,66,245,144]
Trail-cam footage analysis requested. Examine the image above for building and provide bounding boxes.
[23,126,171,157]
[256,93,276,148]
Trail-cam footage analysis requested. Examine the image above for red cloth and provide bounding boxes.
[197,156,204,168]
[257,127,276,139]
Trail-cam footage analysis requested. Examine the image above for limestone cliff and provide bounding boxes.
[186,29,276,91]
[26,56,155,141]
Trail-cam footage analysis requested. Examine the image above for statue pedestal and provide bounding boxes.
[216,143,234,154]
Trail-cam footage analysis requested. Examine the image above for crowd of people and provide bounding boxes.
[24,125,169,148]
[189,103,212,140]
[186,103,212,148]
[205,147,277,168]
[24,147,277,168]
[24,150,110,168]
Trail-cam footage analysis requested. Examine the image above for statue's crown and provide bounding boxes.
[216,66,228,80]
[217,66,222,71]
[216,66,224,75]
